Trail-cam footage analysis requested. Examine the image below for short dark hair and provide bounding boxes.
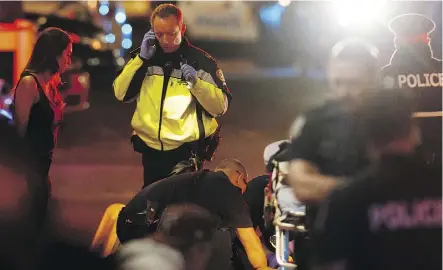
[215,158,248,179]
[359,89,416,147]
[154,204,219,253]
[150,4,184,26]
[330,38,380,73]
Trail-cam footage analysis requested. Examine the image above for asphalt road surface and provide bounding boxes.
[46,77,327,247]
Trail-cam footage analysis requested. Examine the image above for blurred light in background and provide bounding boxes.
[87,0,97,11]
[278,0,291,8]
[260,3,286,29]
[37,17,47,25]
[105,33,116,43]
[115,11,127,24]
[121,24,132,35]
[0,109,13,121]
[113,49,121,57]
[122,38,132,49]
[116,57,126,67]
[98,5,109,16]
[333,0,388,29]
[87,58,100,66]
[3,97,12,105]
[91,39,102,50]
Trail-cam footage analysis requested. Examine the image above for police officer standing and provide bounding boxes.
[311,90,442,270]
[114,4,231,188]
[381,13,442,165]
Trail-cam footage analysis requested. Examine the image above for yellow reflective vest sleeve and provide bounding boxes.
[113,55,145,102]
[189,64,229,117]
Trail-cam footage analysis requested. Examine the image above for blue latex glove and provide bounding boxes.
[140,30,156,60]
[267,253,279,268]
[180,63,197,85]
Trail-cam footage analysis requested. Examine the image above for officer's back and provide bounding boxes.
[311,90,442,270]
[381,14,442,165]
[382,13,442,110]
[362,156,441,270]
[297,99,368,177]
[120,167,250,237]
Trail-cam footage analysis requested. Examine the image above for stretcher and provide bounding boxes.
[264,142,307,270]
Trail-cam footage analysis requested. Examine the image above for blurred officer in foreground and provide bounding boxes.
[117,204,219,270]
[113,3,231,188]
[288,38,380,229]
[311,89,441,270]
[116,158,275,270]
[381,13,442,165]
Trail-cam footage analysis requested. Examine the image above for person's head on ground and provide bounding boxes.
[214,158,248,193]
[328,38,380,103]
[150,4,186,53]
[359,89,419,160]
[118,204,218,270]
[155,204,219,270]
[22,27,72,86]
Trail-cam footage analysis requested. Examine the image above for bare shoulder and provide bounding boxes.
[16,76,39,96]
[17,76,38,90]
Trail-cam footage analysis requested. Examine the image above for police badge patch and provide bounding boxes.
[216,68,226,83]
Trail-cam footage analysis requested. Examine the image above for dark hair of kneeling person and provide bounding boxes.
[117,203,219,270]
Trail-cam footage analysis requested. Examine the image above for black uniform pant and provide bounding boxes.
[132,135,197,188]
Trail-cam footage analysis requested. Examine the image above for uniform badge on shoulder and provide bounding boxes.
[216,68,226,83]
[383,76,395,89]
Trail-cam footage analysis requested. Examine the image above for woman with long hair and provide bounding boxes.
[12,27,72,230]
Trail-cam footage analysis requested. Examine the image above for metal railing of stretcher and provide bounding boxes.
[264,159,308,270]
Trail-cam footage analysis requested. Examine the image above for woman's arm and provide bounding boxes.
[14,76,39,137]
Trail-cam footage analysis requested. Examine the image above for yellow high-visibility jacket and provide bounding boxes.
[113,39,231,151]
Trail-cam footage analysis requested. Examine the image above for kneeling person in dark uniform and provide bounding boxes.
[381,13,442,165]
[116,158,275,270]
[311,90,442,270]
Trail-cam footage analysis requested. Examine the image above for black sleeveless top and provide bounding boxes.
[17,72,64,161]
